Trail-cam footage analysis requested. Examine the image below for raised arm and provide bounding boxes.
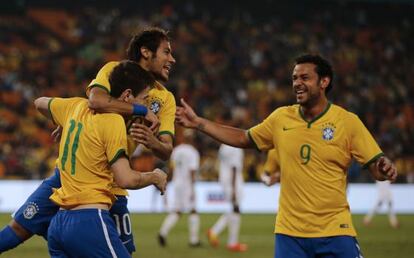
[176,98,254,149]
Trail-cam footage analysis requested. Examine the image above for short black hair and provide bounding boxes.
[295,54,334,93]
[109,60,155,98]
[126,27,170,61]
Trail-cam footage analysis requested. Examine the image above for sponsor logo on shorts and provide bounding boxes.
[23,202,39,219]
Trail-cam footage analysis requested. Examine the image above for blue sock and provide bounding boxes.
[0,225,23,252]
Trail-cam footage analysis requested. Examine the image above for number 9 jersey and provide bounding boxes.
[248,103,383,238]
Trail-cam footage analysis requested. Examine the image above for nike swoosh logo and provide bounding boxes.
[122,239,132,245]
[283,127,294,131]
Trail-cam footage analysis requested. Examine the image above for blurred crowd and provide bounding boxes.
[0,1,413,182]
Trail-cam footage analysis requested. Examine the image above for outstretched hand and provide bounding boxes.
[175,98,200,128]
[377,156,398,182]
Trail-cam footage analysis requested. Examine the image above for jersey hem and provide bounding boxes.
[158,130,175,139]
[88,84,111,95]
[109,149,128,166]
[247,130,261,152]
[362,152,384,169]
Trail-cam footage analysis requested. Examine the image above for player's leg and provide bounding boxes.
[227,204,247,252]
[188,209,201,246]
[274,234,313,258]
[1,168,61,253]
[158,186,183,247]
[313,235,363,258]
[387,200,399,228]
[363,200,382,225]
[51,209,130,258]
[109,195,135,254]
[188,185,201,247]
[0,219,29,252]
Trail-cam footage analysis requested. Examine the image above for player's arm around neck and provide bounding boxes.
[176,99,253,148]
[111,157,167,193]
[88,87,159,131]
[88,87,134,115]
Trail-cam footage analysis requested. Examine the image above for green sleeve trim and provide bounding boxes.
[247,130,261,152]
[109,149,128,166]
[88,84,111,94]
[158,131,175,139]
[48,98,57,124]
[362,153,384,169]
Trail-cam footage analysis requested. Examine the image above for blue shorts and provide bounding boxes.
[13,168,61,239]
[13,169,136,254]
[275,234,363,258]
[110,195,136,253]
[48,209,130,258]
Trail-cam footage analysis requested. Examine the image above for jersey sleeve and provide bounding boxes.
[347,113,383,168]
[86,61,119,96]
[49,97,83,127]
[98,114,128,165]
[248,109,280,151]
[157,91,176,138]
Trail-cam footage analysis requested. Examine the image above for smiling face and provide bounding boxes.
[292,63,329,107]
[145,40,175,82]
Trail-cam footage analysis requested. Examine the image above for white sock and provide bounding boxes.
[188,213,200,244]
[228,212,241,245]
[388,201,399,227]
[211,213,228,235]
[160,213,179,237]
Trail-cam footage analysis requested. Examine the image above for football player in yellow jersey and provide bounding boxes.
[86,27,176,253]
[34,61,167,257]
[0,27,175,255]
[174,54,398,258]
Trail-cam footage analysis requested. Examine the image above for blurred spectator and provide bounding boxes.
[0,0,413,182]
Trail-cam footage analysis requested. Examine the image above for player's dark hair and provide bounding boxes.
[109,60,155,98]
[126,27,170,61]
[295,54,334,94]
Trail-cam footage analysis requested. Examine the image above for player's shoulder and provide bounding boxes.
[102,61,120,70]
[267,104,298,119]
[330,103,360,122]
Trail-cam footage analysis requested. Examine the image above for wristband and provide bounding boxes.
[132,104,148,116]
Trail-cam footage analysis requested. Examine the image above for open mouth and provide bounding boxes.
[163,64,171,75]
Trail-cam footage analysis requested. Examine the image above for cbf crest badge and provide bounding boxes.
[322,122,336,141]
[23,202,39,219]
[150,100,161,114]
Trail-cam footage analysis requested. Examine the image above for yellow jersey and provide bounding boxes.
[249,103,383,237]
[264,149,280,174]
[87,61,176,195]
[48,97,128,209]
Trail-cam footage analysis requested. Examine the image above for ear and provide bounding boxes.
[140,47,151,60]
[320,77,330,91]
[119,89,133,102]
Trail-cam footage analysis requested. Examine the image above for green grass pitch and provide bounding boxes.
[1,213,413,258]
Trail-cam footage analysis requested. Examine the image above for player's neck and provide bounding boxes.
[300,97,329,121]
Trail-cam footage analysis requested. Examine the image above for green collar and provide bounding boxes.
[299,102,331,128]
